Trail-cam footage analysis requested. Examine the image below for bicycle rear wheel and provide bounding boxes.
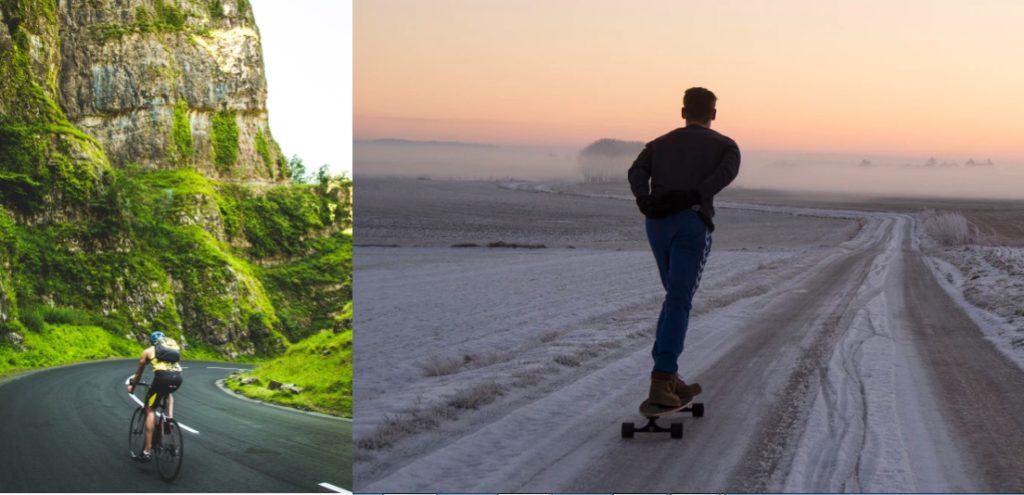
[155,418,183,481]
[128,407,146,459]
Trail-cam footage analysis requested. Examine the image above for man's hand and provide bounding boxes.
[638,190,701,218]
[127,382,135,394]
[636,195,671,218]
[636,195,655,217]
[665,190,702,210]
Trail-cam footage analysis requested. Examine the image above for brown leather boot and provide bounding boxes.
[648,371,683,408]
[671,375,702,405]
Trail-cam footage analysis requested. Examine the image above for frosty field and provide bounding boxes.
[353,178,1024,492]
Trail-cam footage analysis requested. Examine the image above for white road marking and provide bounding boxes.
[207,366,249,371]
[317,482,351,494]
[123,374,200,435]
[177,423,200,434]
[128,392,145,407]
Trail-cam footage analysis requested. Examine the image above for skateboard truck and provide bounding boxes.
[622,402,704,439]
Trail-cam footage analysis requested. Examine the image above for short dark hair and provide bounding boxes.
[683,87,717,121]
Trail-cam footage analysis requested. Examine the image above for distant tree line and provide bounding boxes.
[577,138,644,183]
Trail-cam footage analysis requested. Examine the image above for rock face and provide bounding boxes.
[56,0,284,178]
[0,0,351,358]
[0,1,112,220]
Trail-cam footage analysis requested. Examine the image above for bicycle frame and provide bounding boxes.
[129,380,183,481]
[133,382,170,412]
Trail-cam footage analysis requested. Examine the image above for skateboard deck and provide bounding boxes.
[623,399,705,439]
[639,398,694,418]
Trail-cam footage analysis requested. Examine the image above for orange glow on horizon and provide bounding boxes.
[355,0,1024,160]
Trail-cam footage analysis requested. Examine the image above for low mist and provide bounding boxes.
[738,151,1024,200]
[354,139,579,181]
[355,139,1024,200]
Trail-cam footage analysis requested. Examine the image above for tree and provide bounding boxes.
[316,164,330,187]
[287,154,307,182]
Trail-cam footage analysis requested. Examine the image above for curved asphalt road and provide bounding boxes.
[0,359,351,492]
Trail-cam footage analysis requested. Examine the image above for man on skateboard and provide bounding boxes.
[627,87,741,410]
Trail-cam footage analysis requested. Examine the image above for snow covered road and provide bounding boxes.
[354,180,1024,492]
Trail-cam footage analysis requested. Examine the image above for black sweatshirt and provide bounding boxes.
[627,124,741,231]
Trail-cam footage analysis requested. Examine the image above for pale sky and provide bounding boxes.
[251,0,352,177]
[354,0,1024,160]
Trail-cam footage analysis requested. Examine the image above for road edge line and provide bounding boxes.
[214,378,352,422]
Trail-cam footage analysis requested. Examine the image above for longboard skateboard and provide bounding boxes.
[622,399,705,439]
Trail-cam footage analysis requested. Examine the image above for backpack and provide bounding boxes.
[155,337,182,363]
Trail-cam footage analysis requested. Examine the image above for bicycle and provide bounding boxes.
[128,382,184,481]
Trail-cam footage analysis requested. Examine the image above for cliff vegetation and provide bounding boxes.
[0,0,352,417]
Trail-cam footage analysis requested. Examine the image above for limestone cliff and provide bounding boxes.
[1,0,111,220]
[0,0,351,361]
[57,0,284,178]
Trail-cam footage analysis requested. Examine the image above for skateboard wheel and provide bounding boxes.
[670,422,683,439]
[692,403,704,418]
[621,422,635,439]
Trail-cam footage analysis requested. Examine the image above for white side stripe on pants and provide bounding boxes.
[691,229,712,296]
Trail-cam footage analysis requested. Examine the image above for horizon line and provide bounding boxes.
[354,136,1020,163]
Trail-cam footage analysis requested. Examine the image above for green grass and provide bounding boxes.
[0,320,269,381]
[1,167,349,363]
[225,325,352,417]
[0,322,137,379]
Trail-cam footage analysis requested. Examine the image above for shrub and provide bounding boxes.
[171,99,192,164]
[153,0,186,31]
[255,129,273,176]
[208,0,224,20]
[420,354,463,377]
[211,110,239,173]
[20,308,44,333]
[447,381,504,410]
[922,209,974,246]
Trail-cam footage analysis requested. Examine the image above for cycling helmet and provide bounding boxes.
[149,331,165,345]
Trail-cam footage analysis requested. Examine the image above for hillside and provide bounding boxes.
[0,0,351,389]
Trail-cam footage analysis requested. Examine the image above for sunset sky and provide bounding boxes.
[354,0,1024,160]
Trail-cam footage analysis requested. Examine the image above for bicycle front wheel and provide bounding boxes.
[155,419,183,481]
[128,407,146,459]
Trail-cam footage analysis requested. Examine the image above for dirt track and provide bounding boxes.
[355,179,1024,492]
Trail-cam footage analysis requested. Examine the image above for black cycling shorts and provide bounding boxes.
[146,371,183,410]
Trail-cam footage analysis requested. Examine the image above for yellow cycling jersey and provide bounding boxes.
[151,354,182,372]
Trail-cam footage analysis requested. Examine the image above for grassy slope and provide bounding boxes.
[0,323,136,379]
[0,173,352,412]
[0,326,259,381]
[225,312,352,417]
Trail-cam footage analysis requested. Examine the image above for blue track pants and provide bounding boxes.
[645,209,712,374]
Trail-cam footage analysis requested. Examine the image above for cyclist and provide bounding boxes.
[127,330,184,463]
